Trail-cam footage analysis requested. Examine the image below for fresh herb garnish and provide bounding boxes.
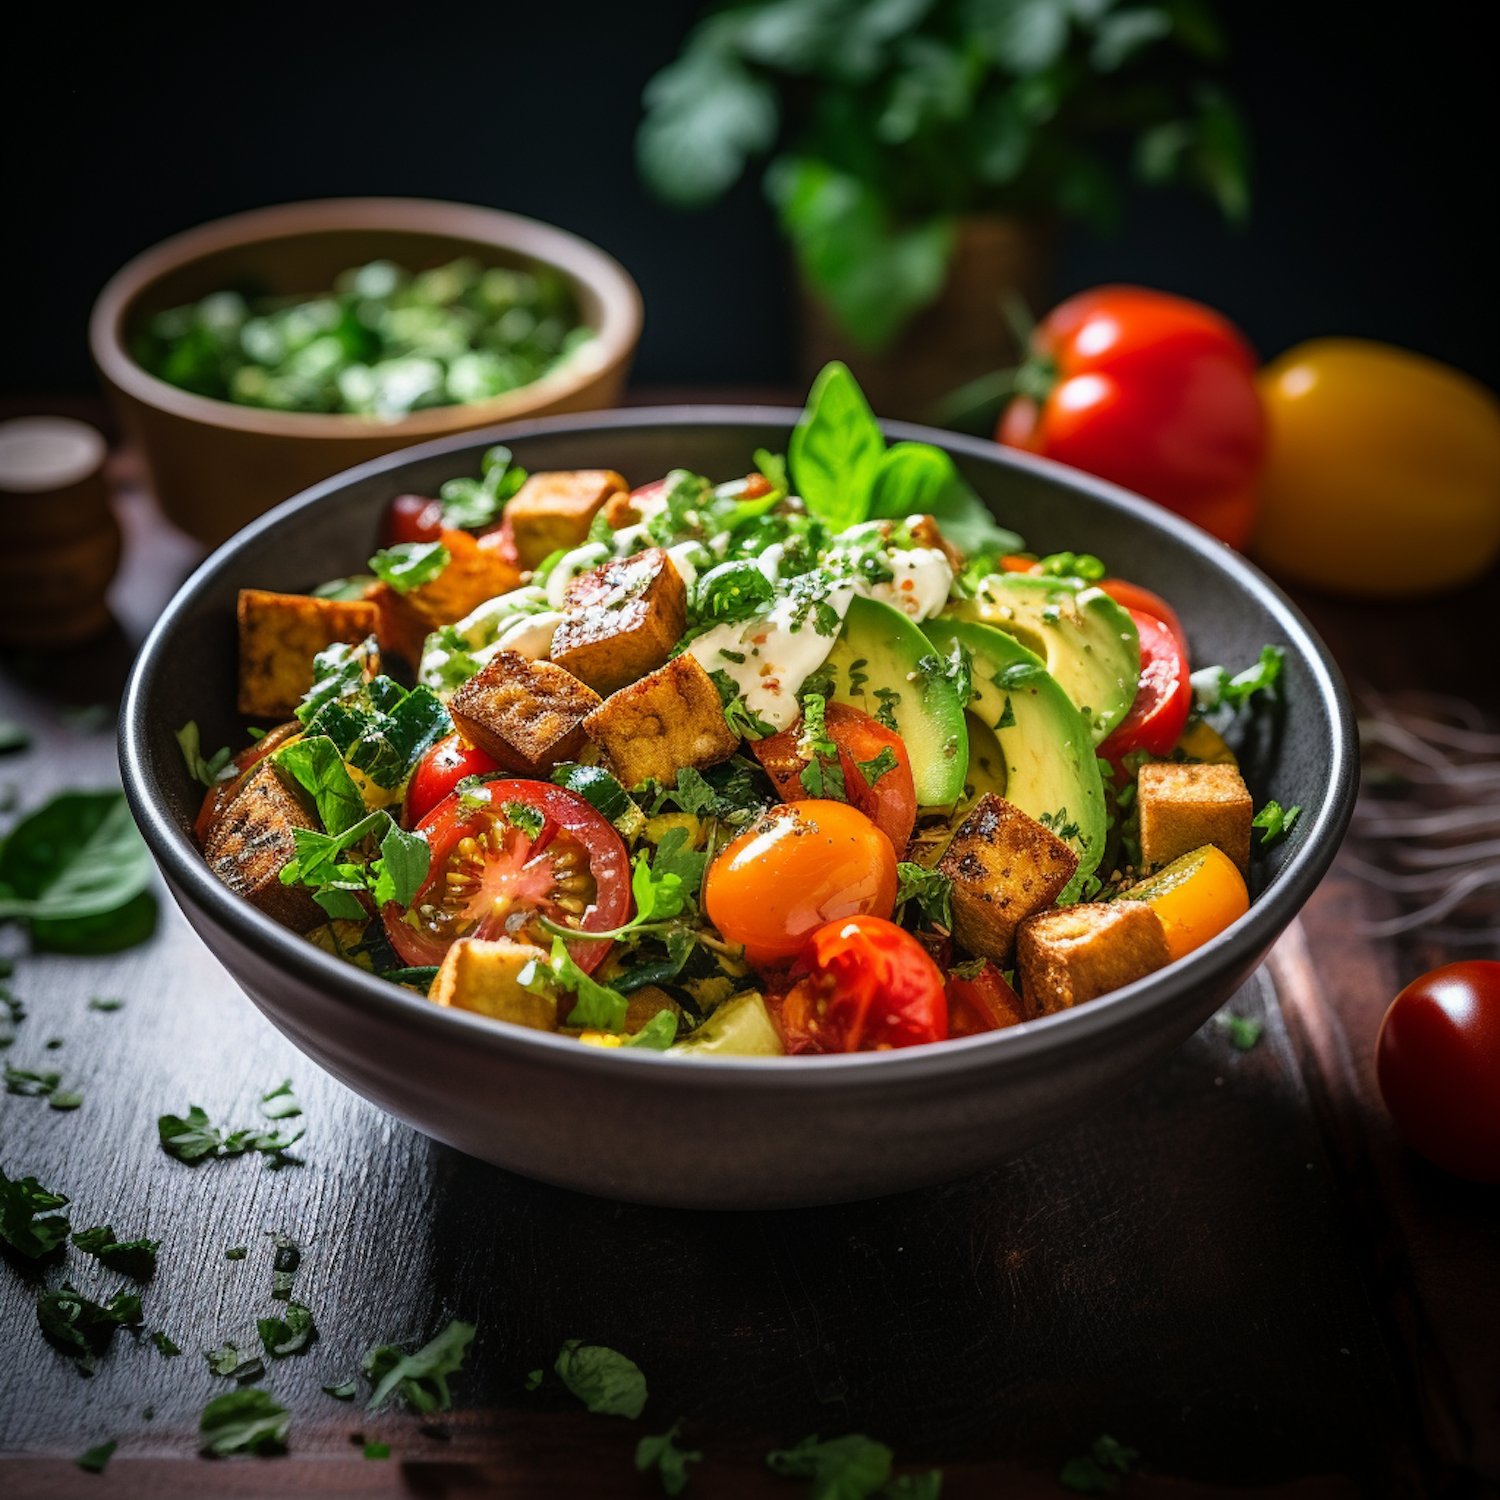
[502,800,546,842]
[1059,1433,1140,1494]
[5,1064,61,1097]
[225,1246,247,1260]
[368,540,451,593]
[766,1433,892,1498]
[551,763,646,838]
[175,721,234,787]
[796,694,846,801]
[624,1010,680,1051]
[258,1300,316,1357]
[1218,1013,1263,1051]
[206,1342,265,1381]
[692,557,777,625]
[87,996,124,1012]
[38,1283,142,1370]
[199,1389,289,1456]
[278,810,430,919]
[0,1165,70,1257]
[1251,800,1302,844]
[71,1225,160,1277]
[894,864,953,929]
[636,1421,702,1495]
[438,444,528,530]
[270,1233,301,1300]
[365,1442,391,1460]
[520,937,630,1033]
[151,1331,182,1358]
[555,1340,648,1419]
[157,1106,304,1167]
[259,1080,302,1120]
[709,669,777,741]
[1038,808,1083,843]
[1191,644,1285,714]
[322,1379,358,1400]
[364,1319,476,1413]
[872,687,901,731]
[274,736,367,836]
[76,1440,117,1474]
[855,746,899,788]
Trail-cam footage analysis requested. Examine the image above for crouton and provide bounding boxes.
[583,654,739,788]
[368,527,523,664]
[204,761,325,932]
[431,938,556,1030]
[601,489,644,529]
[1138,762,1254,875]
[504,470,628,568]
[936,794,1079,964]
[448,650,601,775]
[1015,901,1170,1018]
[236,589,380,719]
[548,547,688,694]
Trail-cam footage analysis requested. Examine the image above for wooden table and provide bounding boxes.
[1,405,1496,1499]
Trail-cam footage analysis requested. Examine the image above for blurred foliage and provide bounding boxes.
[133,258,593,416]
[637,0,1249,350]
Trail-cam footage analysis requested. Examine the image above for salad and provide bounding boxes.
[184,364,1296,1057]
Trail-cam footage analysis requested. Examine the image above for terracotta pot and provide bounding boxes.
[797,214,1054,421]
[90,198,643,547]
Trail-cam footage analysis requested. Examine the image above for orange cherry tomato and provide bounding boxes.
[946,963,1026,1037]
[704,801,898,967]
[1127,844,1249,962]
[753,703,918,853]
[1099,577,1189,662]
[773,915,947,1053]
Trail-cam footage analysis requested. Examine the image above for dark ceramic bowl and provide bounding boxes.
[120,410,1358,1209]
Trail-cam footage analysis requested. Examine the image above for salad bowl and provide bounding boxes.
[119,408,1358,1209]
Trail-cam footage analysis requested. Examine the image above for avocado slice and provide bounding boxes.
[673,992,784,1056]
[947,573,1140,744]
[818,594,969,807]
[924,617,1106,902]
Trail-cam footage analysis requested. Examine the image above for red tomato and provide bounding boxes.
[382,782,631,973]
[704,801,898,967]
[382,494,444,547]
[772,915,947,1053]
[752,703,917,852]
[1097,609,1192,769]
[946,964,1025,1038]
[1099,577,1189,662]
[1376,961,1500,1183]
[404,733,501,827]
[998,286,1266,547]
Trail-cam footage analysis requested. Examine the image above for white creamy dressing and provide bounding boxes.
[418,584,563,691]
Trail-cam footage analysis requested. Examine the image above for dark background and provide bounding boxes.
[6,0,1496,396]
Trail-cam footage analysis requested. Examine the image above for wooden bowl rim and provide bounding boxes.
[89,196,643,439]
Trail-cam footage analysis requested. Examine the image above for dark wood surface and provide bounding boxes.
[1,398,1496,1499]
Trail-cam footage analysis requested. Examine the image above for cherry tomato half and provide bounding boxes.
[1097,609,1192,770]
[382,493,444,548]
[383,782,631,973]
[1099,577,1189,662]
[773,915,947,1053]
[946,963,1025,1038]
[753,703,918,853]
[998,285,1266,546]
[404,733,501,827]
[704,801,898,967]
[1376,961,1500,1183]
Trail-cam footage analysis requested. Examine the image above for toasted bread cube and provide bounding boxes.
[601,489,643,528]
[548,547,687,694]
[236,589,380,718]
[368,528,523,664]
[504,470,628,568]
[1016,901,1169,1018]
[431,938,556,1029]
[1138,762,1254,875]
[936,794,1079,964]
[448,649,601,775]
[583,654,738,788]
[204,761,324,932]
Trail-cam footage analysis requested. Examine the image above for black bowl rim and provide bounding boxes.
[119,406,1359,1088]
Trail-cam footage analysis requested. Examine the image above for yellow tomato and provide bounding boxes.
[1129,845,1249,963]
[1252,339,1500,598]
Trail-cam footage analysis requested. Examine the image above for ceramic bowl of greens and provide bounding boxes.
[119,406,1357,1209]
[91,198,642,547]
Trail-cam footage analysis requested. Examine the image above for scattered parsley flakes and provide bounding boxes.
[364,1319,476,1414]
[502,800,546,842]
[636,1421,702,1496]
[796,694,846,801]
[555,1340,648,1419]
[87,996,124,1012]
[365,1442,391,1460]
[766,1433,891,1498]
[524,1369,544,1391]
[259,1080,302,1121]
[1038,807,1083,843]
[71,1225,160,1277]
[872,687,901,730]
[855,746,899,788]
[323,1379,359,1400]
[1218,1013,1264,1051]
[1059,1433,1140,1494]
[199,1388,289,1456]
[5,1064,60,1097]
[157,1105,304,1167]
[225,1246,248,1260]
[270,1233,301,1301]
[258,1301,316,1357]
[0,1165,71,1257]
[894,864,953,930]
[206,1342,266,1381]
[37,1284,142,1371]
[368,540,450,593]
[151,1331,182,1358]
[1251,800,1302,844]
[76,1439,117,1474]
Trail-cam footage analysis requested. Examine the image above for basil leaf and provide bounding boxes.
[0,792,153,924]
[199,1389,289,1456]
[368,540,450,593]
[789,361,886,530]
[371,822,431,908]
[297,637,379,726]
[38,1283,142,1363]
[555,1340,648,1418]
[274,736,366,836]
[364,1319,476,1414]
[692,558,776,625]
[869,441,1022,555]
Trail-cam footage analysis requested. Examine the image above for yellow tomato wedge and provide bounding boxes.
[1128,845,1249,962]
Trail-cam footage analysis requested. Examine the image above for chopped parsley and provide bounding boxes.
[796,695,846,800]
[259,1080,302,1121]
[1218,1013,1264,1051]
[520,937,629,1033]
[636,1421,702,1495]
[1191,644,1285,714]
[87,996,124,1012]
[503,800,546,842]
[38,1284,142,1371]
[151,1331,182,1358]
[855,746,899,788]
[709,670,777,741]
[258,1300,316,1357]
[76,1440,117,1474]
[199,1388,289,1456]
[323,1379,359,1400]
[206,1342,265,1381]
[157,1105,304,1167]
[271,1233,301,1300]
[765,1433,892,1497]
[894,865,953,929]
[277,808,430,919]
[1038,808,1083,843]
[555,1340,648,1419]
[364,1319,476,1413]
[872,687,901,731]
[438,443,528,530]
[71,1225,160,1277]
[0,1165,71,1257]
[1059,1433,1140,1494]
[1251,800,1302,844]
[367,540,451,593]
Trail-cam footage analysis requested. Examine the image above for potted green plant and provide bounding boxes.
[637,0,1249,417]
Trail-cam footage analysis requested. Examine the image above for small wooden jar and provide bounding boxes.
[0,416,122,647]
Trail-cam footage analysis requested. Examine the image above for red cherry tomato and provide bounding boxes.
[382,494,444,547]
[998,285,1266,547]
[1376,961,1500,1183]
[752,703,918,853]
[946,963,1025,1038]
[1099,577,1189,662]
[404,733,501,827]
[1097,608,1192,770]
[704,801,898,967]
[382,782,631,973]
[772,915,947,1054]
